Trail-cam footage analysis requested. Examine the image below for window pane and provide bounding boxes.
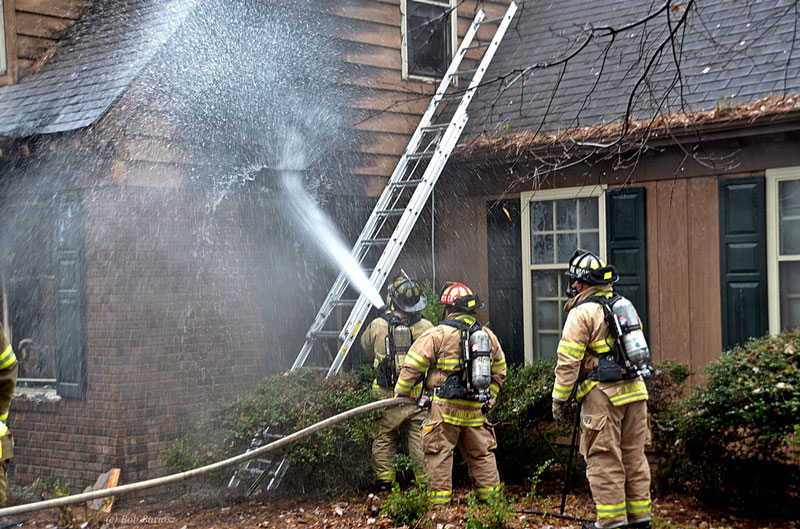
[780,261,800,329]
[578,197,599,229]
[556,233,577,262]
[556,199,577,230]
[538,333,559,359]
[532,233,554,264]
[407,2,449,77]
[531,200,552,232]
[580,231,600,254]
[779,179,800,255]
[536,300,560,330]
[533,270,559,297]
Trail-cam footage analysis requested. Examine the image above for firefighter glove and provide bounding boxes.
[552,400,566,424]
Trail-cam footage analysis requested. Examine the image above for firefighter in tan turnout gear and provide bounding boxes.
[0,326,17,505]
[552,250,652,529]
[362,275,433,489]
[395,282,506,505]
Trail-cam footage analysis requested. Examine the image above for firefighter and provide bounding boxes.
[361,275,433,489]
[0,326,17,505]
[551,250,651,529]
[395,282,506,505]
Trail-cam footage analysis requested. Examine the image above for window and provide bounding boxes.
[0,0,6,76]
[5,194,86,399]
[0,0,15,85]
[521,187,606,363]
[402,0,457,80]
[767,168,800,333]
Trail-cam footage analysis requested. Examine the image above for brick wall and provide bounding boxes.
[11,183,275,488]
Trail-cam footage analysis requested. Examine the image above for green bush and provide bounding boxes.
[381,481,429,526]
[465,486,514,529]
[489,360,560,482]
[421,280,444,325]
[642,361,691,493]
[673,329,800,511]
[164,369,379,494]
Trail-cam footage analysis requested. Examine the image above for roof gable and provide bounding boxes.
[0,0,196,138]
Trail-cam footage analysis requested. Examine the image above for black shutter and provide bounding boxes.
[487,199,523,365]
[719,177,768,350]
[55,194,86,399]
[606,188,648,330]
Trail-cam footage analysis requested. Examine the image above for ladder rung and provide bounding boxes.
[331,299,357,306]
[452,68,478,77]
[466,42,490,50]
[479,16,505,24]
[376,208,405,216]
[312,331,341,339]
[362,238,390,246]
[422,123,450,131]
[406,151,434,160]
[389,179,423,188]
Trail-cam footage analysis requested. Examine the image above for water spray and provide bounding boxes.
[276,135,385,311]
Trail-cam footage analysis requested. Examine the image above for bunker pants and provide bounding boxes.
[372,404,425,485]
[421,403,500,505]
[580,388,651,529]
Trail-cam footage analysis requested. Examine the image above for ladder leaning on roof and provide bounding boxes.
[291,2,519,377]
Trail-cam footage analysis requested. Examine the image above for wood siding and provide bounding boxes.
[11,0,93,78]
[327,0,513,180]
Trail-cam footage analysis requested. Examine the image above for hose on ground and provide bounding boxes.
[0,397,416,517]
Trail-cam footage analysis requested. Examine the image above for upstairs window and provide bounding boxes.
[0,0,15,85]
[402,0,457,80]
[0,0,7,76]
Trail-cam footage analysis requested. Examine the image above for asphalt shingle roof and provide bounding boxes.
[0,0,196,138]
[467,0,800,138]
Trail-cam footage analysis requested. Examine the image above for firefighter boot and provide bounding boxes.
[626,521,651,529]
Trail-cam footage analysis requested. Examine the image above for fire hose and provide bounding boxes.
[0,397,416,517]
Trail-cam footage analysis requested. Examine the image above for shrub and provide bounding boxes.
[673,329,800,511]
[381,481,429,526]
[421,280,444,325]
[489,360,560,482]
[465,486,514,529]
[164,369,379,494]
[642,361,691,493]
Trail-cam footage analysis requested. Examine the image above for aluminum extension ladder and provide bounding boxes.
[291,2,518,377]
[228,427,290,496]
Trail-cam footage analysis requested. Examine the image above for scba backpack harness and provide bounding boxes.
[577,294,652,382]
[374,312,422,388]
[434,318,492,403]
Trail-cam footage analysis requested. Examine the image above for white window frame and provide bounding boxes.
[765,167,800,334]
[521,186,607,364]
[0,0,6,76]
[401,0,458,82]
[0,0,16,85]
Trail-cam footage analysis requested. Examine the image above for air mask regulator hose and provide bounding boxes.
[0,397,416,517]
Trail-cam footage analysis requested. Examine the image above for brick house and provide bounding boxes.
[2,0,796,492]
[0,0,512,487]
